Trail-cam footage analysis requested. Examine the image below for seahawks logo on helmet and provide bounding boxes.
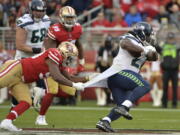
[133,22,153,42]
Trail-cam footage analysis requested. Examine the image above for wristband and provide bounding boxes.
[32,48,41,54]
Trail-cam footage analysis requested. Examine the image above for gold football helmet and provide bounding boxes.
[59,6,77,28]
[57,41,78,59]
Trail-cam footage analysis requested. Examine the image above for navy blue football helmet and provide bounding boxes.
[29,0,46,22]
[30,0,46,12]
[133,22,153,42]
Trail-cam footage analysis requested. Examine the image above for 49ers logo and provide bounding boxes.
[66,43,74,53]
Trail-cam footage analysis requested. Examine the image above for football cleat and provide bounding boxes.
[96,119,114,132]
[35,115,48,125]
[114,106,133,120]
[0,119,22,131]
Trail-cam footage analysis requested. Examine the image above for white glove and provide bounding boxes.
[72,82,85,91]
[143,46,156,55]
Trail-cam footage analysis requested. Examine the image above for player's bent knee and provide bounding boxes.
[19,98,32,106]
[26,99,32,106]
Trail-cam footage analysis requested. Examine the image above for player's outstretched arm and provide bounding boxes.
[46,58,73,86]
[46,58,85,90]
[61,70,88,83]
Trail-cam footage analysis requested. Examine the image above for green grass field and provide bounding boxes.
[0,100,180,131]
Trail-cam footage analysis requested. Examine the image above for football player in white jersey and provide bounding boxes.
[84,22,158,132]
[12,0,51,107]
[15,0,51,59]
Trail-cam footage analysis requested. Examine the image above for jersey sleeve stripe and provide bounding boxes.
[47,33,56,40]
[47,30,56,40]
[48,54,59,65]
[49,51,60,62]
[18,21,34,28]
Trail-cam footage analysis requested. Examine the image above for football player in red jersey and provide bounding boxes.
[35,6,86,125]
[0,42,86,131]
[45,6,85,71]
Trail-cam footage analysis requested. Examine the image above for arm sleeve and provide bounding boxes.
[47,26,56,40]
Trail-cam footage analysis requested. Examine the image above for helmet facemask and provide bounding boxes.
[29,0,46,22]
[133,22,153,45]
[32,10,46,22]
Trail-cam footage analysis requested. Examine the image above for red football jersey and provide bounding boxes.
[21,48,63,83]
[47,23,82,45]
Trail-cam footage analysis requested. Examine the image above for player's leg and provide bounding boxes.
[96,70,151,132]
[0,82,32,131]
[162,71,170,108]
[118,70,151,111]
[35,77,58,125]
[171,71,178,108]
[96,71,136,132]
[32,79,46,112]
[155,73,163,106]
[96,86,130,132]
[149,73,157,106]
[0,60,20,109]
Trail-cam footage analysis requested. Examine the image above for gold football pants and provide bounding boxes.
[44,77,76,96]
[0,60,32,105]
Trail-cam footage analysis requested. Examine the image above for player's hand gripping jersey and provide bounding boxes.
[21,48,63,83]
[47,23,82,44]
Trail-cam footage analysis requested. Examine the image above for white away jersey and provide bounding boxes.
[113,33,147,73]
[15,14,51,59]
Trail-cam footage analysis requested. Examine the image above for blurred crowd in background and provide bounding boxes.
[0,0,179,29]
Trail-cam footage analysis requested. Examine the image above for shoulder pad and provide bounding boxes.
[16,14,34,28]
[42,15,51,22]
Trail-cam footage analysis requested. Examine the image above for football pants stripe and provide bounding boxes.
[0,60,20,77]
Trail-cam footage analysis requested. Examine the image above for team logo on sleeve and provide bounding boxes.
[16,20,23,25]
